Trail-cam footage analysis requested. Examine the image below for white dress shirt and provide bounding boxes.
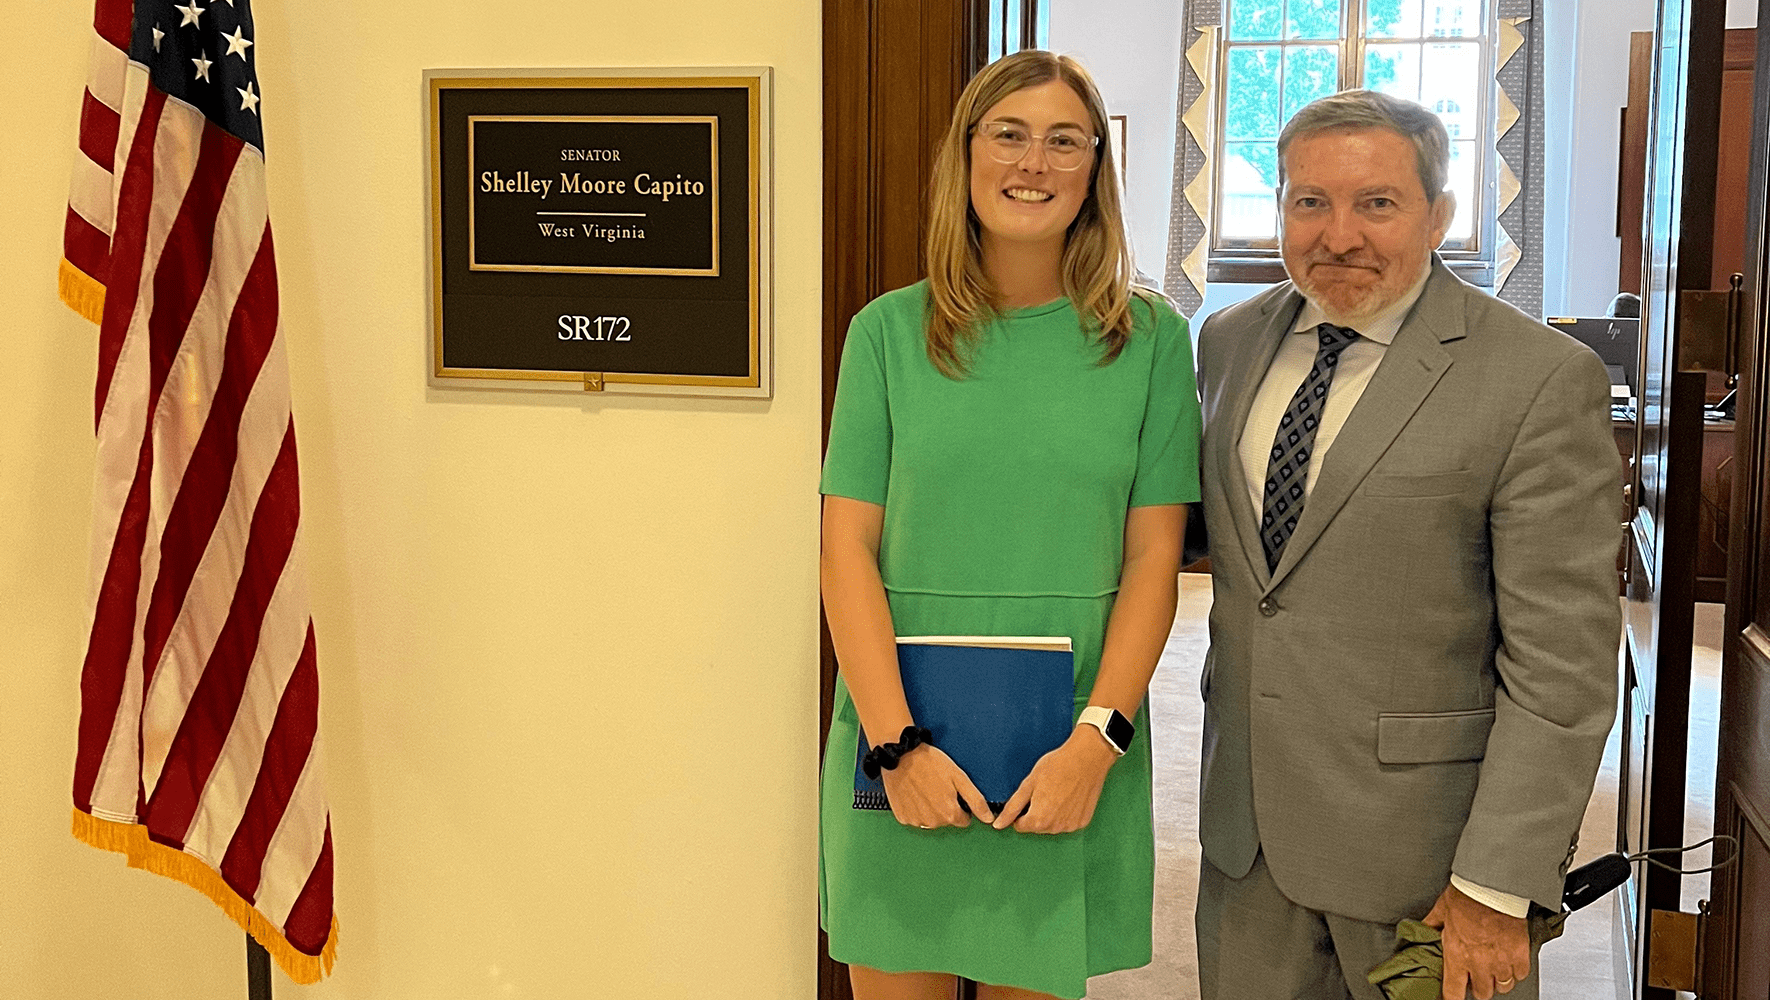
[1235,267,1533,920]
[1236,269,1427,523]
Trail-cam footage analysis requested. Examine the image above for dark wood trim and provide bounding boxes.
[1725,25,1758,70]
[1692,0,1762,991]
[1675,8,1727,302]
[1737,772,1770,848]
[967,0,992,81]
[1622,5,1728,996]
[1747,624,1770,669]
[1017,0,1040,52]
[1618,104,1631,240]
[1620,31,1654,292]
[1707,637,1770,997]
[1707,6,1770,992]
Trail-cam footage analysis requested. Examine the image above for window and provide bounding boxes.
[1212,0,1495,278]
[983,0,1050,64]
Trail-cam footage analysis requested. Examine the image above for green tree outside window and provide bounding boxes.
[1215,0,1491,252]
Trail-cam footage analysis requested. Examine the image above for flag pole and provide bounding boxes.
[247,934,273,1000]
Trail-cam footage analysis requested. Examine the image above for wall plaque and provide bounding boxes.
[426,68,772,397]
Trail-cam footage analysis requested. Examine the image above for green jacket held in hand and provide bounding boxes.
[1367,913,1568,1000]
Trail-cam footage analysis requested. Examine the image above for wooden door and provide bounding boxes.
[1620,30,1753,605]
[1615,0,1727,998]
[1700,4,1770,996]
[820,2,983,997]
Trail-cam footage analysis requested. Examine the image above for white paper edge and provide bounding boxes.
[895,636,1073,652]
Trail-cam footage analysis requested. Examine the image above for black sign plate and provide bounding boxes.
[427,71,768,395]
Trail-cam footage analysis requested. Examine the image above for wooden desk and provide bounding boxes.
[1614,419,1734,602]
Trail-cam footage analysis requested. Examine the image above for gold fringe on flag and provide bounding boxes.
[58,258,107,325]
[71,809,339,984]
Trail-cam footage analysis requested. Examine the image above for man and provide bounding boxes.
[1191,89,1620,1000]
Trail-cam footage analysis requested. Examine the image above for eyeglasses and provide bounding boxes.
[972,120,1099,171]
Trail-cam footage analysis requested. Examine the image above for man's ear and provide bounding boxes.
[1429,191,1457,248]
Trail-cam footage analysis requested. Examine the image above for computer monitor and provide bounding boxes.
[1546,316,1639,397]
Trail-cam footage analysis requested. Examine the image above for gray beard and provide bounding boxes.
[1289,259,1432,327]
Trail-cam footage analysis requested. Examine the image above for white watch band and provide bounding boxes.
[1077,706,1127,756]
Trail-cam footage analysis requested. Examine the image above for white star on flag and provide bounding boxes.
[238,81,260,114]
[191,51,212,82]
[223,25,252,59]
[152,24,164,50]
[175,1,204,27]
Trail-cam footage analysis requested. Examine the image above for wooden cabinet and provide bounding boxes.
[1697,421,1735,602]
[1615,420,1734,602]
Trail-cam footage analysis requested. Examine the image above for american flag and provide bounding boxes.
[60,0,337,982]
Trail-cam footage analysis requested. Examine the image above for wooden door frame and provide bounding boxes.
[1616,1,1727,997]
[1703,1,1770,995]
[819,1,987,996]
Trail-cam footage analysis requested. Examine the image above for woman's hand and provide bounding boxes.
[880,745,996,829]
[992,727,1118,833]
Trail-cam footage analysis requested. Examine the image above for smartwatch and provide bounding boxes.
[1077,706,1135,756]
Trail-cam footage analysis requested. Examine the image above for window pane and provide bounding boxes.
[1366,0,1423,38]
[1420,42,1481,139]
[1426,0,1483,38]
[1286,0,1341,40]
[1444,139,1477,242]
[1283,46,1339,123]
[1222,141,1279,241]
[1363,42,1421,101]
[1226,47,1283,141]
[1228,0,1284,41]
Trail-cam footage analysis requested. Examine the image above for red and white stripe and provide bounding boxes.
[63,0,336,979]
[63,2,131,293]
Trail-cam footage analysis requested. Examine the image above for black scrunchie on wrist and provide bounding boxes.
[862,725,933,779]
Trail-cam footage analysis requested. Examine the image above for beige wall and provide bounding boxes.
[0,2,821,997]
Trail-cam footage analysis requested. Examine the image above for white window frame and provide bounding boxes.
[1208,0,1499,285]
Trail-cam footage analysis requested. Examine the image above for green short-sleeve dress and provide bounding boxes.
[819,281,1202,998]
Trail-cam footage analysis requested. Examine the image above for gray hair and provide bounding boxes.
[1276,89,1451,201]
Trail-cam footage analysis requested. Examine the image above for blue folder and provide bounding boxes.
[853,638,1074,813]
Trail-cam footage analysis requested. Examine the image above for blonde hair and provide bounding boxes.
[924,50,1156,378]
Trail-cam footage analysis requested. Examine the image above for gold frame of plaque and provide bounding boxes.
[425,67,772,398]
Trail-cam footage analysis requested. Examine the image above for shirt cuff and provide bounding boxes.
[1449,874,1532,918]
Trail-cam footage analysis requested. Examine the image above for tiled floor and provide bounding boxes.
[1084,579,1726,1000]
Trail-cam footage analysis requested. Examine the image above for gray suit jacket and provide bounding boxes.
[1194,259,1622,923]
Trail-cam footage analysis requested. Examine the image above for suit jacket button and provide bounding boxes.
[1259,597,1278,617]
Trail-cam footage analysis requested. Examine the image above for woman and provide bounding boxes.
[819,50,1201,1000]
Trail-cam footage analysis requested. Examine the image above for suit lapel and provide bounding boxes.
[1216,287,1304,586]
[1263,262,1466,593]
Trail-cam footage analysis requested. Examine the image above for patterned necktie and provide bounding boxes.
[1261,322,1361,572]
